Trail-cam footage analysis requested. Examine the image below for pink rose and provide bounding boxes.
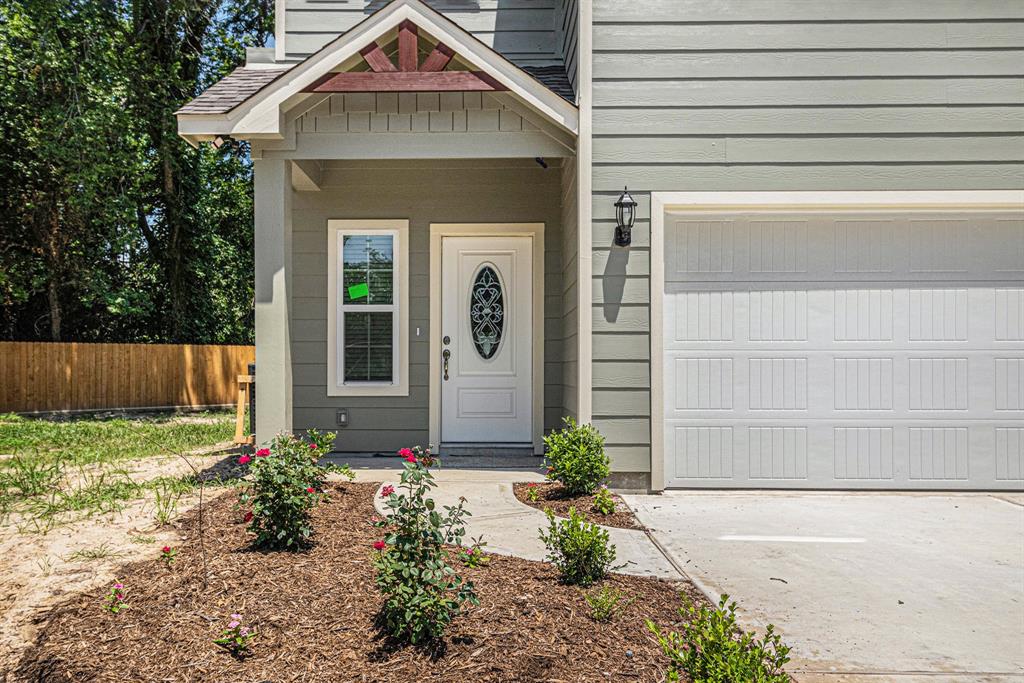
[380,484,395,497]
[238,454,251,465]
[255,448,270,457]
[373,540,386,551]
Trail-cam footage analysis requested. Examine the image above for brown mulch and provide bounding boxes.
[513,482,645,530]
[16,482,706,682]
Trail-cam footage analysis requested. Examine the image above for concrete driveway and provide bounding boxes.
[623,491,1024,682]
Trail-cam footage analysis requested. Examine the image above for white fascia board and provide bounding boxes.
[184,0,578,142]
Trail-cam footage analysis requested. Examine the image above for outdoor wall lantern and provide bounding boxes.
[614,186,637,247]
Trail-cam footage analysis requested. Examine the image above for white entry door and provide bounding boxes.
[441,236,532,443]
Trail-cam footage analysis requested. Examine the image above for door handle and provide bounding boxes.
[442,349,451,381]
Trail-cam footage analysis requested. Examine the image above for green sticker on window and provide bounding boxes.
[348,282,369,300]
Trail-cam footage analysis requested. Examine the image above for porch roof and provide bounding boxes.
[175,0,578,145]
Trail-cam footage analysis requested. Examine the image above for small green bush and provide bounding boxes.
[240,429,336,550]
[538,507,616,586]
[372,447,479,644]
[543,417,609,495]
[584,585,633,623]
[648,594,791,683]
[592,484,616,515]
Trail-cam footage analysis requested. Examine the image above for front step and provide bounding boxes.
[442,445,535,458]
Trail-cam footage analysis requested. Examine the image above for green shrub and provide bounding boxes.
[592,484,616,515]
[239,430,336,550]
[372,447,479,644]
[538,507,616,586]
[543,417,609,495]
[648,594,791,683]
[584,585,633,623]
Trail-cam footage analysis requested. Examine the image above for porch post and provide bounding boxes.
[254,158,293,444]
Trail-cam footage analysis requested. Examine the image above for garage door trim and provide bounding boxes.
[650,190,1024,491]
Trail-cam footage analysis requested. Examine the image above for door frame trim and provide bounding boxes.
[429,223,545,454]
[650,190,1024,492]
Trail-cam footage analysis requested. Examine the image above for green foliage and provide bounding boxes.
[373,450,479,644]
[539,507,616,587]
[592,484,616,516]
[240,430,335,550]
[455,536,490,568]
[214,613,257,656]
[648,594,792,683]
[543,417,610,496]
[584,585,634,623]
[0,0,269,343]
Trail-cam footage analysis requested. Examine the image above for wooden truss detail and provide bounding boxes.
[303,21,508,93]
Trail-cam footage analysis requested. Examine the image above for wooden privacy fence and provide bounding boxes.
[0,342,255,413]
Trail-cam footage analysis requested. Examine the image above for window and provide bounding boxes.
[327,220,409,396]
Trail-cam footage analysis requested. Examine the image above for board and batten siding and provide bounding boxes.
[288,159,566,453]
[590,0,1024,483]
[281,0,571,70]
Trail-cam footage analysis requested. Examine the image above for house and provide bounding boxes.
[177,0,1024,492]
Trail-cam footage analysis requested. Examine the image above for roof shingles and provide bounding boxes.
[176,67,290,115]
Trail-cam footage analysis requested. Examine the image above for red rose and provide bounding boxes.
[373,540,386,551]
[238,454,251,465]
[405,454,417,464]
[306,487,315,494]
[309,443,317,450]
[398,448,414,458]
[161,546,171,553]
[243,511,253,522]
[255,448,270,457]
[380,484,395,497]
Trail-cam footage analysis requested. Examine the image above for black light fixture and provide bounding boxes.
[614,186,637,247]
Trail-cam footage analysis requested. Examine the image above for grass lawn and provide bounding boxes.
[0,410,235,467]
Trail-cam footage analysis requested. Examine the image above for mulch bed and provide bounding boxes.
[513,482,645,530]
[16,482,705,682]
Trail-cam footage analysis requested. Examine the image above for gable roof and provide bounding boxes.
[176,0,578,143]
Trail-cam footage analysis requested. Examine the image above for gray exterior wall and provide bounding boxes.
[281,0,573,71]
[289,159,568,452]
[589,0,1024,484]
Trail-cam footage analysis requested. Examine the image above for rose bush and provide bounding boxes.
[372,447,478,644]
[239,430,344,550]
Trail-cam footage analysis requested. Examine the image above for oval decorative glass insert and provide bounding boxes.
[469,265,504,360]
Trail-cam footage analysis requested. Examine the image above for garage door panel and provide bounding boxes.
[667,285,1024,350]
[666,420,1018,488]
[665,213,1024,284]
[663,210,1024,490]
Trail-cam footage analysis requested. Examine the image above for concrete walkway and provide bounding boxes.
[624,491,1024,682]
[346,468,680,579]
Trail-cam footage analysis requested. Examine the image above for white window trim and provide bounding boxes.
[327,219,409,397]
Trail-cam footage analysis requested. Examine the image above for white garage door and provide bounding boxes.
[662,210,1024,490]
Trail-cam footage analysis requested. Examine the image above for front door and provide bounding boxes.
[441,236,532,444]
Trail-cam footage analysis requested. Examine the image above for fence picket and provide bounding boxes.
[0,342,255,413]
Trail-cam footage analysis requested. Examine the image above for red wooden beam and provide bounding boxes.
[303,71,509,93]
[398,20,418,72]
[359,42,397,72]
[419,43,455,72]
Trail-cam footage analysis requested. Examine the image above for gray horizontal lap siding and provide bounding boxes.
[289,162,565,453]
[589,1,1024,480]
[282,0,561,66]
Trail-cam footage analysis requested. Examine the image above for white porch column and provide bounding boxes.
[254,158,293,444]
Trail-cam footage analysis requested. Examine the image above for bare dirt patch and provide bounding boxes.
[16,482,706,682]
[513,482,645,530]
[0,453,239,677]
